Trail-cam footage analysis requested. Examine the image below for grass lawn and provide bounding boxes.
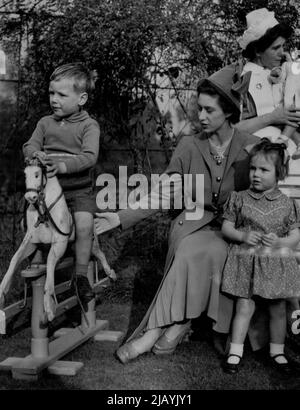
[1,219,300,390]
[1,298,300,390]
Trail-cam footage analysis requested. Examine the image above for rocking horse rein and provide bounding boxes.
[25,160,74,237]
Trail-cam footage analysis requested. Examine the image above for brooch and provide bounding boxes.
[256,83,262,90]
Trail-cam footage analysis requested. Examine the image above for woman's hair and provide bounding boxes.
[197,83,240,124]
[243,23,293,60]
[249,138,289,180]
[50,63,96,94]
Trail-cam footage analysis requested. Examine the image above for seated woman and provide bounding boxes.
[95,64,259,364]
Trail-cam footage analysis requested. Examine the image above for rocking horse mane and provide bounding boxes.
[24,157,47,170]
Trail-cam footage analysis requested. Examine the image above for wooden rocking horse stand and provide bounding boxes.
[0,159,123,380]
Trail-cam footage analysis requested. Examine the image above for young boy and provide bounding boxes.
[23,62,100,310]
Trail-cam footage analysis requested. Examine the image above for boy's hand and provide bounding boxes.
[94,212,120,234]
[261,232,279,247]
[33,151,47,163]
[44,157,67,177]
[242,231,262,246]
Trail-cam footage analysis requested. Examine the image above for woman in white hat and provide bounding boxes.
[95,65,259,364]
[236,7,300,160]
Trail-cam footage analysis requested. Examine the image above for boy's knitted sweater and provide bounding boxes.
[23,110,100,174]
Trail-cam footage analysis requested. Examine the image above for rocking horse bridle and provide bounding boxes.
[25,159,73,237]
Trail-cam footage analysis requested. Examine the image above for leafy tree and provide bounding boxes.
[0,0,299,176]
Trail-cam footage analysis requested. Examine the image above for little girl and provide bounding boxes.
[220,138,300,374]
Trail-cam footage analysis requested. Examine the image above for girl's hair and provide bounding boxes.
[197,83,240,124]
[243,23,293,60]
[50,63,96,94]
[249,138,289,180]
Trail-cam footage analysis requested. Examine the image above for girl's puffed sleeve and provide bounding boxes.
[222,191,242,224]
[286,199,300,231]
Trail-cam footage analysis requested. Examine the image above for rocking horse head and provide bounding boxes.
[24,157,48,204]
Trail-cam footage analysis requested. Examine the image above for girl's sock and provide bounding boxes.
[227,343,244,364]
[270,343,287,364]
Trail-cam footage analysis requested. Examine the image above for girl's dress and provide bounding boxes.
[221,188,300,299]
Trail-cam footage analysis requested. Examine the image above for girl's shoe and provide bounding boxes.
[115,340,141,364]
[270,354,294,375]
[152,322,191,355]
[222,354,242,374]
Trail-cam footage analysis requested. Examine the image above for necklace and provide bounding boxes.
[209,129,234,163]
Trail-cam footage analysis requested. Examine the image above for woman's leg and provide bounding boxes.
[227,297,256,365]
[162,319,191,340]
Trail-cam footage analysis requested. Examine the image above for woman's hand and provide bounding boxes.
[269,105,300,128]
[261,232,279,247]
[242,231,262,246]
[94,212,121,234]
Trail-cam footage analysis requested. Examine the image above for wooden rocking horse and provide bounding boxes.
[0,157,116,323]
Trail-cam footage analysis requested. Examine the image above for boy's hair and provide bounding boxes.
[249,138,289,181]
[197,82,240,124]
[50,63,96,94]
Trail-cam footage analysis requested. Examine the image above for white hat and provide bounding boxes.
[238,8,279,50]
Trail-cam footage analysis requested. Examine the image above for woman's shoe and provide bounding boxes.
[115,340,141,364]
[222,354,242,374]
[152,322,191,355]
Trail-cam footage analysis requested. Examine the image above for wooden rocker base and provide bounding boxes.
[0,256,124,381]
[0,319,123,380]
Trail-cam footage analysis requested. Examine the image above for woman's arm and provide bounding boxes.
[95,173,183,234]
[235,106,300,134]
[235,113,274,134]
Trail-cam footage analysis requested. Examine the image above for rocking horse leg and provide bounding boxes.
[44,239,68,322]
[92,226,116,281]
[0,232,37,307]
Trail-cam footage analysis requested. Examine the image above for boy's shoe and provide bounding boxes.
[72,274,95,311]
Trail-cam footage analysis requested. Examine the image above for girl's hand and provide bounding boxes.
[94,212,120,234]
[242,231,262,246]
[261,232,279,247]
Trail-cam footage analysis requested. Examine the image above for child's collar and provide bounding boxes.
[53,110,89,123]
[247,187,282,201]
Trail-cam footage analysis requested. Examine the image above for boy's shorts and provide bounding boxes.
[64,186,97,215]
